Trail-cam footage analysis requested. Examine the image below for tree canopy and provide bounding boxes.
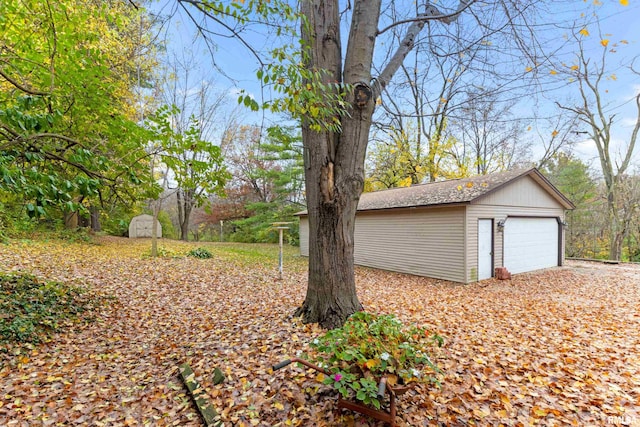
[0,0,159,219]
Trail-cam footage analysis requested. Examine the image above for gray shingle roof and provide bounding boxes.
[296,168,574,215]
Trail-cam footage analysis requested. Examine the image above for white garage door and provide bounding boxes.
[503,217,559,274]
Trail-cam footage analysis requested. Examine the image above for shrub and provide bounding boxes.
[188,247,213,259]
[306,311,443,409]
[0,273,108,349]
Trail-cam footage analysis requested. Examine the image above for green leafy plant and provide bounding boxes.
[188,247,213,259]
[0,273,108,348]
[306,311,443,409]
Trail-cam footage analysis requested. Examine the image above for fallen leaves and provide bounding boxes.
[0,238,639,426]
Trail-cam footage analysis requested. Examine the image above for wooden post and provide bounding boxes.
[272,222,292,280]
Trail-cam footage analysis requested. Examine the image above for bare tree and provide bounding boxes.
[556,32,640,261]
[455,89,530,174]
[159,53,230,240]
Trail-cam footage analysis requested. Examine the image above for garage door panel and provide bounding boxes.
[504,218,558,274]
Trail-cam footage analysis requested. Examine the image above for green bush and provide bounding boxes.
[0,272,108,348]
[306,312,443,409]
[187,247,213,259]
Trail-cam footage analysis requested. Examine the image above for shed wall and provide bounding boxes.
[299,217,309,256]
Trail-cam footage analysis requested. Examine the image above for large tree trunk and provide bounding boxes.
[295,0,462,328]
[294,0,381,329]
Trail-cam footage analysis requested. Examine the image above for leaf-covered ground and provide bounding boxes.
[0,237,638,426]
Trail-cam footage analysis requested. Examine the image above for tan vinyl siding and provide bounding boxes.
[479,175,565,209]
[353,207,465,282]
[299,217,309,256]
[466,204,566,283]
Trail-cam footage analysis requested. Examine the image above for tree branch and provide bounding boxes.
[377,0,474,36]
[177,0,265,68]
[0,68,49,96]
[373,1,471,98]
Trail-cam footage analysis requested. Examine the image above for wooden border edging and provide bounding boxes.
[179,363,221,427]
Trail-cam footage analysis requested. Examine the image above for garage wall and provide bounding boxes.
[479,175,563,209]
[353,207,466,282]
[466,205,565,282]
[299,206,466,283]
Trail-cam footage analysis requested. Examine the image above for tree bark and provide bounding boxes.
[295,0,467,328]
[177,188,193,241]
[294,0,374,329]
[90,206,101,232]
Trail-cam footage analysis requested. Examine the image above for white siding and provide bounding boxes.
[299,217,309,256]
[353,207,466,282]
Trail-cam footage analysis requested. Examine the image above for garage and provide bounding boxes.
[298,168,574,283]
[503,217,560,274]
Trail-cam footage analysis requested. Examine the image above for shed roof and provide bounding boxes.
[297,168,574,215]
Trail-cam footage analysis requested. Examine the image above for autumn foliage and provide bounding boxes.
[0,238,638,425]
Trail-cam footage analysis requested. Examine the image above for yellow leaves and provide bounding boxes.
[579,27,590,37]
[552,130,559,138]
[440,97,448,104]
[398,176,413,187]
[525,66,533,73]
[570,65,579,71]
[600,39,609,47]
[364,359,377,369]
[532,406,549,417]
[620,0,628,5]
[527,126,532,131]
[457,185,463,191]
[386,374,398,387]
[315,373,325,383]
[466,181,474,188]
[550,69,558,75]
[272,401,284,410]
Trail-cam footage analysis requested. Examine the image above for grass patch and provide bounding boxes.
[0,272,108,350]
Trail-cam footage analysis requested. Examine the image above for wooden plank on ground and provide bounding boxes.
[179,363,220,427]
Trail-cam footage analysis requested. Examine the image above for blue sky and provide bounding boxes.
[148,0,640,174]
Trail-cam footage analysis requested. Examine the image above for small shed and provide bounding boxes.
[297,168,574,283]
[129,214,162,238]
